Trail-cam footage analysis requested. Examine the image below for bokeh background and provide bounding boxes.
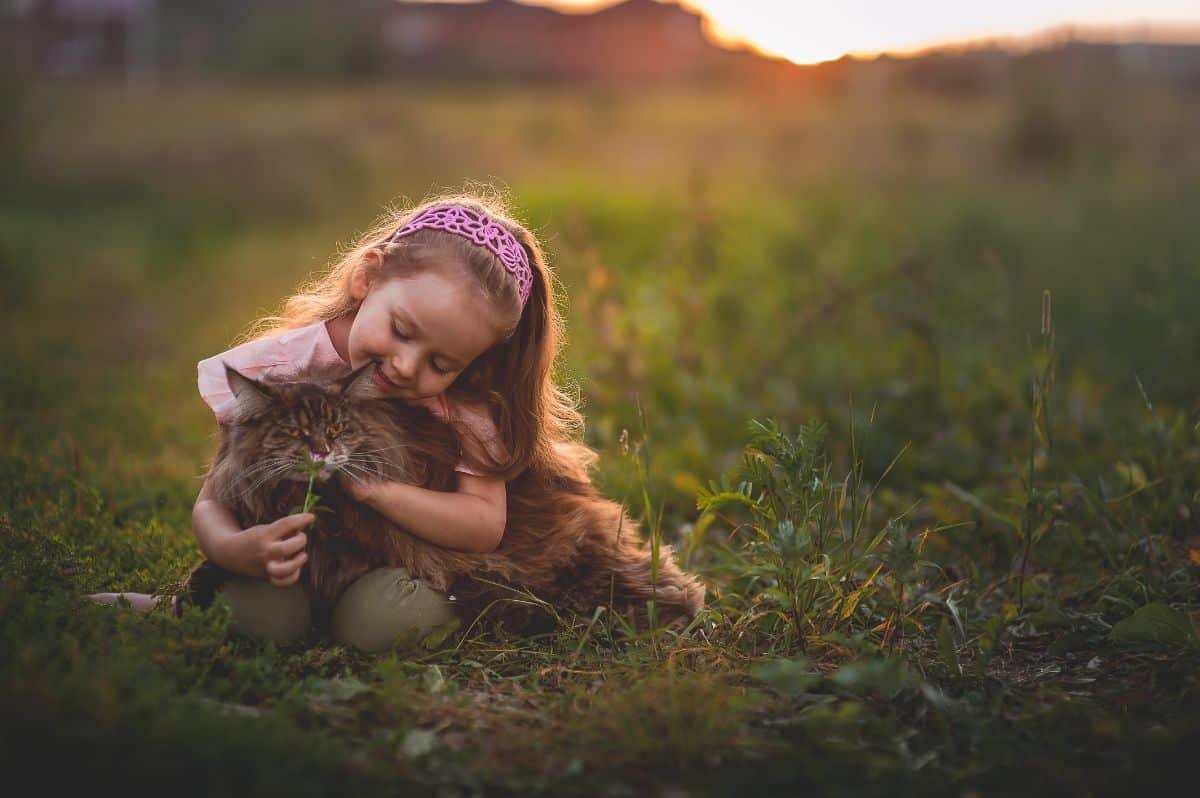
[4,1,1199,524]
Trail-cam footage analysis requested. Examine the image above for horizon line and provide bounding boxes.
[448,1,1200,66]
[750,20,1200,65]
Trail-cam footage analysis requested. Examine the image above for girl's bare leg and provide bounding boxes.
[85,592,175,612]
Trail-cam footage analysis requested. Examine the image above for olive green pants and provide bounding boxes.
[214,568,457,654]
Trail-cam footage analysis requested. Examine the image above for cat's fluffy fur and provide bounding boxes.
[186,363,705,635]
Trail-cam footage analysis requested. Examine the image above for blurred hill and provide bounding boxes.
[5,0,1200,95]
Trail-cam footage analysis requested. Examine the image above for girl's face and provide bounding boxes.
[347,264,502,400]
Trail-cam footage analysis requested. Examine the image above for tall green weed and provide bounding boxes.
[698,418,942,653]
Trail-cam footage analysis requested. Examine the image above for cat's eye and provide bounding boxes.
[326,424,343,437]
[286,429,301,438]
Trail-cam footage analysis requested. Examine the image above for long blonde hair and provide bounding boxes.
[243,185,590,481]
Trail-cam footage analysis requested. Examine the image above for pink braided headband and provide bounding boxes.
[387,204,533,308]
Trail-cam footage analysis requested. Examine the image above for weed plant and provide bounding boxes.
[698,417,939,655]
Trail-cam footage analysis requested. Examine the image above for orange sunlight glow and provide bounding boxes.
[524,0,1200,65]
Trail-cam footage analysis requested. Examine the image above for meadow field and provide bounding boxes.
[2,78,1198,795]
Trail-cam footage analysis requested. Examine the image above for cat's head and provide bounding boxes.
[217,361,458,497]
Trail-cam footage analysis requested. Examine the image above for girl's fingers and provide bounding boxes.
[270,533,308,558]
[257,514,313,585]
[270,569,301,588]
[271,514,315,537]
[266,551,307,579]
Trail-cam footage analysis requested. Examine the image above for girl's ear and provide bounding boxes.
[224,363,273,416]
[337,360,382,401]
[349,249,383,301]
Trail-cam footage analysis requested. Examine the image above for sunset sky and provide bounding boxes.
[518,0,1200,64]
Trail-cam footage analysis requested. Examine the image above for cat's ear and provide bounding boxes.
[336,361,382,401]
[224,363,273,416]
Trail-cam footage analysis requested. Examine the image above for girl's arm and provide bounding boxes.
[345,473,506,554]
[192,475,314,585]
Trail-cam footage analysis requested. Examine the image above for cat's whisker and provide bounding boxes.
[347,449,400,460]
[351,445,414,456]
[231,466,290,494]
[338,466,383,489]
[343,456,393,471]
[237,473,291,500]
[240,468,292,491]
[236,461,299,497]
[235,458,289,475]
[235,456,295,478]
[244,457,297,476]
[344,455,391,470]
[340,462,385,482]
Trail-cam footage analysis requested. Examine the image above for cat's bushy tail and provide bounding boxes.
[449,466,707,633]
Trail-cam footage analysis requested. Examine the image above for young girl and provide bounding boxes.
[90,191,587,653]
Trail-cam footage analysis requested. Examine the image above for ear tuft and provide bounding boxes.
[224,363,273,416]
[338,361,382,401]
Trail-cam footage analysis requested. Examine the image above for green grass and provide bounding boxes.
[2,79,1198,795]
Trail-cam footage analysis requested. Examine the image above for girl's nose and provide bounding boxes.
[392,349,417,381]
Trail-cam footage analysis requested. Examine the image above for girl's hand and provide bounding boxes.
[229,513,314,587]
[340,474,384,506]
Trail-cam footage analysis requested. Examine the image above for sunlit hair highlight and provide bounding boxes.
[241,185,589,482]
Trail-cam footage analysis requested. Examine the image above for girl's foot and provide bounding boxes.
[85,592,173,613]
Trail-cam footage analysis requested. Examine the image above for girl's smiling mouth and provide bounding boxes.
[372,364,415,393]
[372,368,403,392]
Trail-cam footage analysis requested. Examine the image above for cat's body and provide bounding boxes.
[187,363,705,635]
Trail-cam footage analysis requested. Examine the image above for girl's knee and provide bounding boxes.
[215,578,311,646]
[331,568,457,654]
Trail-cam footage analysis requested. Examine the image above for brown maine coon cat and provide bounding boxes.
[185,362,706,636]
